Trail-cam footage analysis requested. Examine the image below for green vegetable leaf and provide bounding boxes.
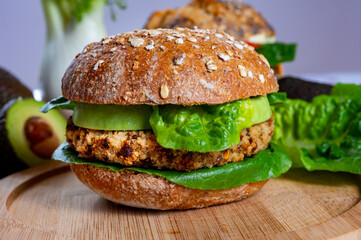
[53,142,292,190]
[107,0,127,21]
[272,94,361,174]
[256,43,297,67]
[149,97,272,152]
[267,92,287,105]
[45,0,127,24]
[40,96,76,113]
[331,83,361,98]
[72,0,93,22]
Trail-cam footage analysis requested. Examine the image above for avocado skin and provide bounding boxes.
[0,68,32,178]
[0,67,33,108]
[0,99,27,178]
[278,76,332,102]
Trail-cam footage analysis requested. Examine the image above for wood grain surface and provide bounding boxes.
[0,161,360,240]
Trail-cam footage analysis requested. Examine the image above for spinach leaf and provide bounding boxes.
[53,142,292,190]
[267,92,287,105]
[40,96,76,113]
[256,43,297,67]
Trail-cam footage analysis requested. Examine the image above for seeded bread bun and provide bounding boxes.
[145,0,275,42]
[62,28,277,105]
[71,164,267,210]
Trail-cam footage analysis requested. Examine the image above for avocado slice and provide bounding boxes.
[0,98,66,178]
[250,95,272,125]
[0,67,33,108]
[73,103,153,130]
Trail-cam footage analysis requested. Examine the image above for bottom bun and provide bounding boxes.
[70,164,267,210]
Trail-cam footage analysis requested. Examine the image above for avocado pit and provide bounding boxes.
[24,117,60,159]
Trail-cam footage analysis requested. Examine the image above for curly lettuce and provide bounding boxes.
[272,85,361,174]
[150,96,271,152]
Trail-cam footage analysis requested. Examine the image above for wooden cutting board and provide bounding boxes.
[0,162,360,240]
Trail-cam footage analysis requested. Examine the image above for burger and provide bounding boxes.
[145,0,275,45]
[145,0,297,77]
[45,28,291,210]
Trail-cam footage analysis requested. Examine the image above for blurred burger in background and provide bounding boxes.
[145,0,296,77]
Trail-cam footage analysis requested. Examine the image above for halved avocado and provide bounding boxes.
[0,98,66,178]
[0,67,33,108]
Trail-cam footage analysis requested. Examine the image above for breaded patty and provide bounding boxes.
[66,117,273,171]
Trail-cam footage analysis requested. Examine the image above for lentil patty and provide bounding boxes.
[66,117,274,171]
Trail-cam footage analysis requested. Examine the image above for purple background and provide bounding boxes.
[1,0,360,90]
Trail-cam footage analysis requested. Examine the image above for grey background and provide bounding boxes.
[1,0,361,90]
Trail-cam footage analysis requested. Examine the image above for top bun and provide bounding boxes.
[145,0,275,42]
[62,28,278,105]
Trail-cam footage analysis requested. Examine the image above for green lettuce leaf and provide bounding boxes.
[53,142,292,190]
[149,98,258,152]
[272,93,361,174]
[331,83,361,98]
[256,43,297,67]
[40,96,75,113]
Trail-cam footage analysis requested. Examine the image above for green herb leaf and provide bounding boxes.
[107,0,127,21]
[256,43,297,67]
[53,142,292,190]
[112,0,127,9]
[40,96,76,113]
